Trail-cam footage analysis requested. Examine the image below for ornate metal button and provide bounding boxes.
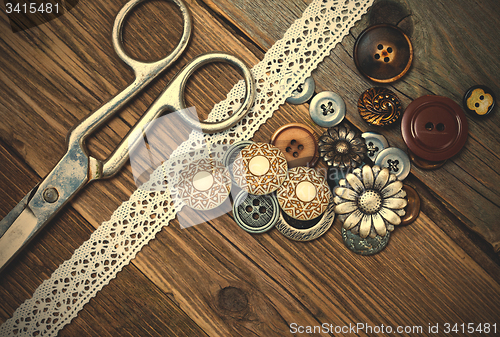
[354,24,413,83]
[223,140,254,182]
[374,147,411,180]
[358,87,403,126]
[334,165,407,238]
[176,158,232,211]
[342,227,390,255]
[232,190,280,233]
[286,77,316,105]
[408,149,446,170]
[309,91,346,128]
[275,196,335,241]
[402,95,468,161]
[232,143,288,195]
[277,167,331,221]
[463,85,495,116]
[362,131,389,163]
[270,123,318,168]
[319,122,367,168]
[401,185,420,225]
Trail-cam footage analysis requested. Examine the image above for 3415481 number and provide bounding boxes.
[5,2,59,14]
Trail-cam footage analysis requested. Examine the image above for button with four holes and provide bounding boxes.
[233,190,280,233]
[309,91,346,127]
[286,77,316,105]
[232,143,288,195]
[374,147,411,180]
[402,95,468,162]
[362,131,389,163]
[463,85,496,116]
[270,123,318,168]
[354,24,413,83]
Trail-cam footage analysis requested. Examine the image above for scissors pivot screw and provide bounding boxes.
[43,188,59,203]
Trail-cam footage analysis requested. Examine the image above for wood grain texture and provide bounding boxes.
[1,0,500,336]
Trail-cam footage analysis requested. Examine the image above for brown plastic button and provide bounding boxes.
[401,185,420,225]
[408,149,447,170]
[354,24,413,83]
[270,123,319,168]
[401,95,468,161]
[358,87,403,126]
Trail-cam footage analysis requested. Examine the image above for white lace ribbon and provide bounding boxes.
[1,0,373,335]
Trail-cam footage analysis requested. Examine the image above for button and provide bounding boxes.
[286,77,316,104]
[222,140,254,182]
[232,143,288,195]
[374,147,411,180]
[401,95,469,161]
[334,165,407,238]
[176,158,231,210]
[341,227,390,255]
[275,198,335,241]
[362,131,389,163]
[232,190,279,233]
[270,123,318,168]
[277,167,332,220]
[408,149,446,170]
[358,87,403,126]
[318,122,368,168]
[353,24,413,83]
[401,185,420,225]
[309,91,346,127]
[463,85,495,116]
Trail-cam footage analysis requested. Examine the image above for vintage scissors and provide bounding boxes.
[0,0,255,272]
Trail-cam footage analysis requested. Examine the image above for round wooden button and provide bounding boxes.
[354,24,413,83]
[233,190,280,233]
[402,95,469,161]
[463,85,496,116]
[270,123,318,168]
[358,87,403,126]
[277,167,332,221]
[401,185,420,225]
[408,149,447,170]
[232,143,288,195]
[286,77,316,105]
[309,91,346,127]
[176,158,231,211]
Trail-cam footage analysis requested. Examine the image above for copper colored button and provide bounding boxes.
[358,87,403,126]
[402,95,468,161]
[408,149,446,170]
[401,185,420,225]
[271,123,319,168]
[354,24,413,83]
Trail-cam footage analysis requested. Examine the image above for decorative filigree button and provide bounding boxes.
[232,143,288,195]
[358,87,402,126]
[334,165,407,238]
[318,122,367,168]
[222,140,254,182]
[277,167,332,221]
[176,158,232,211]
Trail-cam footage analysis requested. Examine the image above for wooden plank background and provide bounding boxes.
[1,0,500,336]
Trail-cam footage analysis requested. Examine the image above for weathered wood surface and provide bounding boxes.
[1,0,500,336]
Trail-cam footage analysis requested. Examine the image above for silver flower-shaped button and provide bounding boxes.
[334,165,407,238]
[319,122,367,168]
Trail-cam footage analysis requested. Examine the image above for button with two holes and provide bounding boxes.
[309,91,346,127]
[233,190,280,233]
[463,85,496,116]
[286,77,316,105]
[271,123,318,168]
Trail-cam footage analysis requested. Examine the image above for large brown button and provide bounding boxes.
[358,87,403,126]
[270,123,318,168]
[401,95,468,161]
[401,185,420,225]
[354,24,413,83]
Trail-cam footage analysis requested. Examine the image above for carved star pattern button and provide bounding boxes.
[277,167,332,221]
[233,190,280,234]
[232,143,288,195]
[358,87,403,126]
[463,85,495,116]
[222,140,254,182]
[176,158,231,211]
